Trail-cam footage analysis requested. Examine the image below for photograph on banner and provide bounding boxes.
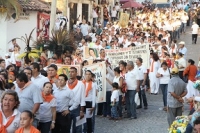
[119,13,129,28]
[56,64,81,77]
[83,47,99,61]
[82,62,106,103]
[105,45,150,68]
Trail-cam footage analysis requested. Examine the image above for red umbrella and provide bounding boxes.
[121,1,143,8]
[120,0,129,4]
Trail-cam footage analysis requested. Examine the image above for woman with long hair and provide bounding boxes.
[149,53,161,94]
[156,62,171,111]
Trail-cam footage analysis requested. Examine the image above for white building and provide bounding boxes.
[0,0,61,58]
[0,0,96,57]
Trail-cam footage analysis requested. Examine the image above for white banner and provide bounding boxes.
[82,62,106,103]
[105,45,150,69]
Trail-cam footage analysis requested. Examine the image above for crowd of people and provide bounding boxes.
[1,1,200,133]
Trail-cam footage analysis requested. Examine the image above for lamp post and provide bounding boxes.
[49,0,57,36]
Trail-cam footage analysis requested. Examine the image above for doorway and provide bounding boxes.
[69,2,77,30]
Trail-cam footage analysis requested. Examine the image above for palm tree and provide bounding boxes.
[0,0,22,20]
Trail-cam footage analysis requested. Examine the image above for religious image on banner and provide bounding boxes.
[83,47,99,64]
[83,62,106,103]
[37,13,50,39]
[56,64,81,78]
[119,13,129,28]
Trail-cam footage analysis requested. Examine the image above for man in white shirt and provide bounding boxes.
[136,58,148,109]
[30,62,49,91]
[111,7,117,21]
[191,22,199,44]
[178,41,187,59]
[8,38,20,53]
[52,74,75,133]
[125,61,139,119]
[67,67,85,133]
[80,20,89,39]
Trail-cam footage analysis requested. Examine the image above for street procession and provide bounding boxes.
[1,0,200,132]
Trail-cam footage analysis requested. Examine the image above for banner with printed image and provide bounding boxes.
[105,45,150,69]
[119,13,129,28]
[56,64,81,78]
[83,46,99,65]
[83,62,106,103]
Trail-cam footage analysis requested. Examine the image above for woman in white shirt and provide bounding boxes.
[149,53,161,94]
[113,67,124,119]
[38,82,56,133]
[0,90,20,133]
[156,62,171,111]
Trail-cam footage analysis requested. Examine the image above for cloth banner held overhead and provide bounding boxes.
[105,45,150,69]
[119,13,129,28]
[83,62,106,103]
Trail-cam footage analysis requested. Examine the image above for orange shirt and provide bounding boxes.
[15,126,40,133]
[183,65,198,82]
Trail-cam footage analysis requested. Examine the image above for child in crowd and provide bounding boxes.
[15,110,40,133]
[110,82,119,120]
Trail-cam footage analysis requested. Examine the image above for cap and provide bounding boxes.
[171,68,179,74]
[179,41,185,45]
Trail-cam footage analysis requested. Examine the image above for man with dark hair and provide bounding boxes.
[52,74,75,133]
[30,62,49,90]
[67,67,85,132]
[194,116,200,133]
[15,73,43,128]
[0,59,6,71]
[23,67,32,81]
[64,56,73,65]
[136,57,148,109]
[8,38,20,52]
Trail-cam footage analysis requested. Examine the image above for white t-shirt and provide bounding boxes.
[157,68,171,84]
[39,98,57,122]
[113,76,122,95]
[125,69,138,90]
[111,90,119,102]
[111,10,117,17]
[192,24,199,34]
[136,65,147,80]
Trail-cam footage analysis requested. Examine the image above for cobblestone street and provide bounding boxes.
[95,28,199,133]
